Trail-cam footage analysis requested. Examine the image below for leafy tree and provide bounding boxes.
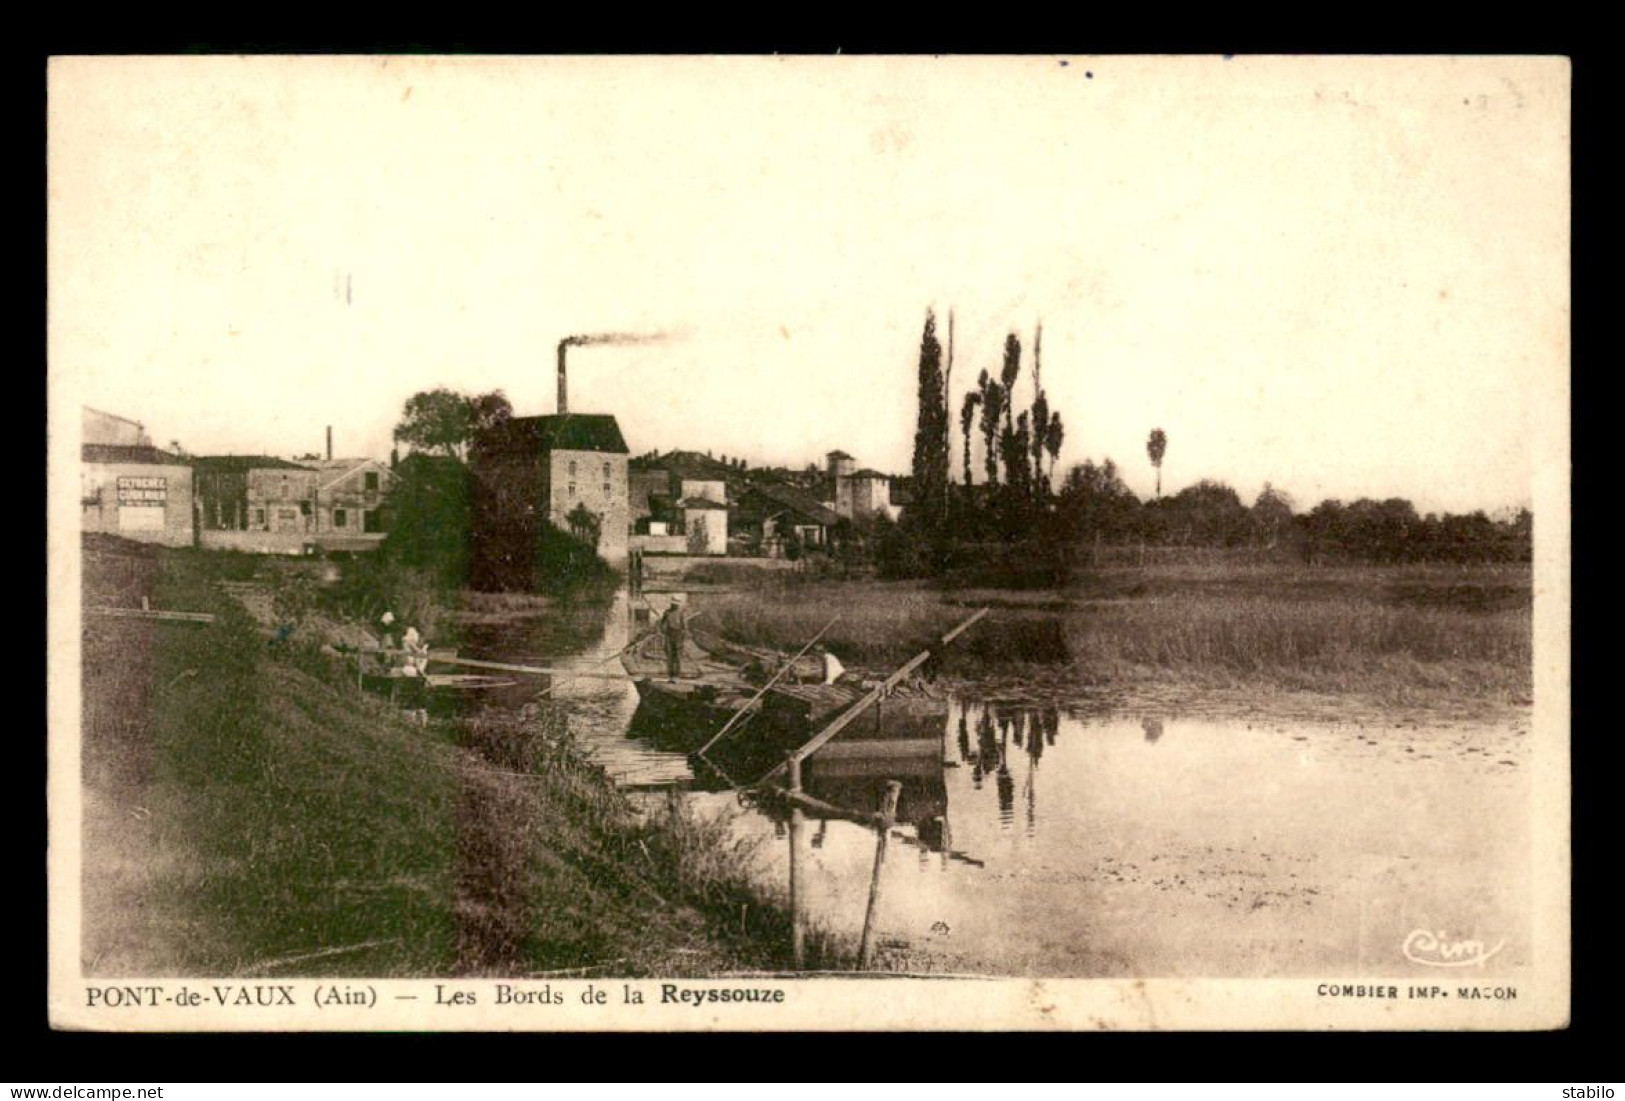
[1146,428,1168,498]
[565,501,603,551]
[959,390,982,487]
[978,370,1004,486]
[1043,413,1065,486]
[1059,458,1140,544]
[468,390,514,437]
[1166,480,1249,546]
[686,513,710,556]
[383,455,474,583]
[1251,483,1295,548]
[999,334,1022,434]
[394,387,513,460]
[1010,411,1034,500]
[1030,390,1050,495]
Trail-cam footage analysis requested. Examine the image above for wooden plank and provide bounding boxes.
[806,756,942,779]
[768,608,988,776]
[86,606,215,624]
[810,738,941,761]
[432,655,628,679]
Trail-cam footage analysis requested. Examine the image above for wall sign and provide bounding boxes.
[116,476,167,506]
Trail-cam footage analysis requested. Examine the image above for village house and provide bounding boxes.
[734,479,840,555]
[309,457,396,550]
[470,413,631,569]
[627,450,734,556]
[194,456,317,537]
[81,407,195,547]
[676,496,729,555]
[830,459,903,522]
[190,453,394,554]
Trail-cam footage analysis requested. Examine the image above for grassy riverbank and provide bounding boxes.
[690,563,1533,715]
[80,545,837,977]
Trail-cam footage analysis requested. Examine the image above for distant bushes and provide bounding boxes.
[470,520,619,597]
[383,454,618,599]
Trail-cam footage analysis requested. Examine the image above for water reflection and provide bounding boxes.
[953,699,1062,835]
[718,699,1530,978]
[442,598,1531,977]
[452,590,690,787]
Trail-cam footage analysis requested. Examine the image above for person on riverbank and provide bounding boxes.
[817,644,846,686]
[402,624,430,675]
[660,595,687,681]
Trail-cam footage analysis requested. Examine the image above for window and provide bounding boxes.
[602,483,610,497]
[364,471,379,492]
[254,509,266,527]
[568,461,577,476]
[603,462,611,479]
[334,508,347,528]
[568,484,576,498]
[279,481,289,499]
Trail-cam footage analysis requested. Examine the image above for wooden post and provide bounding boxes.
[859,780,903,970]
[787,755,806,969]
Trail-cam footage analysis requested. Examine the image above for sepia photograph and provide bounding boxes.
[46,54,1570,1031]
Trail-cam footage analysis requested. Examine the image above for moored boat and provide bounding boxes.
[621,623,949,762]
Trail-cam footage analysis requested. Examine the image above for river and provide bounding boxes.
[452,592,1533,979]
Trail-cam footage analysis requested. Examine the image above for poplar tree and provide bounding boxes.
[910,310,950,533]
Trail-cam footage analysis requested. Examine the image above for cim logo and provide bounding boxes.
[1402,929,1507,968]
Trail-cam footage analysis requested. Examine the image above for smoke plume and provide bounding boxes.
[559,331,670,349]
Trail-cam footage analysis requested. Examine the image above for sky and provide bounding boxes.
[49,56,1569,515]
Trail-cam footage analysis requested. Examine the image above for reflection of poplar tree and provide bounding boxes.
[976,706,999,775]
[996,765,1015,821]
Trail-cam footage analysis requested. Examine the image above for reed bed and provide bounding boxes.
[692,565,1532,705]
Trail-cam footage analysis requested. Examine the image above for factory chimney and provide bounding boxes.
[326,426,333,461]
[556,341,569,415]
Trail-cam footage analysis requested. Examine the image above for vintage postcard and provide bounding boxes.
[47,55,1570,1031]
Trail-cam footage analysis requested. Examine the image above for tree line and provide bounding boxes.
[899,308,1531,575]
[906,309,1066,559]
[1052,460,1531,564]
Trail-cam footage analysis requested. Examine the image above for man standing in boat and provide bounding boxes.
[660,594,688,682]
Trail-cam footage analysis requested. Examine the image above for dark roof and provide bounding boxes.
[657,450,734,480]
[479,414,629,456]
[740,480,840,527]
[83,444,190,466]
[191,455,314,472]
[677,496,729,510]
[846,467,891,480]
[826,449,854,459]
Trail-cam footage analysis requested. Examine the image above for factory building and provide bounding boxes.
[471,413,631,576]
